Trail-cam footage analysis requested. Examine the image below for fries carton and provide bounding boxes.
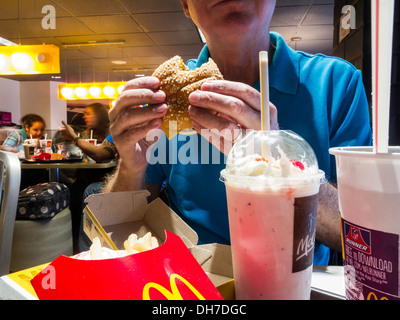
[81,190,198,250]
[30,191,225,300]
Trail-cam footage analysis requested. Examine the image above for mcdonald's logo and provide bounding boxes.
[367,291,389,300]
[143,273,206,300]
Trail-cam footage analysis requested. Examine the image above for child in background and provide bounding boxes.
[1,113,46,153]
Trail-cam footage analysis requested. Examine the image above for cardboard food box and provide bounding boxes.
[82,190,198,251]
[28,190,233,300]
[81,190,234,299]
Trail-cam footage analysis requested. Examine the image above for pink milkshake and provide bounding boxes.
[221,130,325,300]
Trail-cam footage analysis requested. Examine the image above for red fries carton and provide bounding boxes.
[30,191,224,300]
[30,231,223,300]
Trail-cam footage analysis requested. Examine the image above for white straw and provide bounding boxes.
[259,51,270,131]
[371,0,395,153]
[90,130,93,139]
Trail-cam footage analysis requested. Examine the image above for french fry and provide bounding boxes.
[76,232,160,260]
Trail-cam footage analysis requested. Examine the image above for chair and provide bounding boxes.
[0,151,21,276]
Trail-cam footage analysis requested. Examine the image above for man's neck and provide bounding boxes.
[207,32,273,86]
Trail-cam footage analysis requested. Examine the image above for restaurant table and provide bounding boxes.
[0,265,346,300]
[20,160,117,182]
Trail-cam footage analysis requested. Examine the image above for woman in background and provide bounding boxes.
[57,103,113,253]
[1,113,46,153]
[79,103,110,143]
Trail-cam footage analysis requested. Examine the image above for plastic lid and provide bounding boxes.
[220,130,325,187]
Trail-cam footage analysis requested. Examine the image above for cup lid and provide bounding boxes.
[221,130,325,186]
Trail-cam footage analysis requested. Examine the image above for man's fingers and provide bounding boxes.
[189,90,261,129]
[109,89,166,123]
[110,104,167,139]
[201,80,261,111]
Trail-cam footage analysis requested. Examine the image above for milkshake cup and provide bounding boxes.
[330,146,400,300]
[220,130,325,300]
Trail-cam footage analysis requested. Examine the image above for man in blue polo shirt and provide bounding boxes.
[104,0,371,266]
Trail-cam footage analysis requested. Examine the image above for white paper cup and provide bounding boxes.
[330,146,400,300]
[40,139,52,149]
[85,139,97,146]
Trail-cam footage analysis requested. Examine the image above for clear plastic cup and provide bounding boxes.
[220,130,325,300]
[330,146,400,300]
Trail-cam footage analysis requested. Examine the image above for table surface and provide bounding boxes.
[20,160,117,170]
[0,265,346,300]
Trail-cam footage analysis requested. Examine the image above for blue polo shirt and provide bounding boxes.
[146,32,372,265]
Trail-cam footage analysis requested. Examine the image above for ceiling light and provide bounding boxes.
[75,86,88,98]
[0,54,9,72]
[89,86,102,98]
[103,85,116,97]
[11,52,34,72]
[60,87,74,99]
[62,41,125,48]
[111,60,127,65]
[58,81,126,100]
[291,37,302,42]
[117,85,124,94]
[0,44,60,75]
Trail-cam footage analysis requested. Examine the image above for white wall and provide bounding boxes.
[19,81,50,124]
[49,81,67,129]
[0,77,21,125]
[18,81,67,131]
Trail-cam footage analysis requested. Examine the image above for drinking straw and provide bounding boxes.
[371,0,395,153]
[259,51,270,131]
[90,130,93,139]
[259,51,271,160]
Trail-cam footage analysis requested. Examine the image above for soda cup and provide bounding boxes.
[220,130,325,300]
[85,139,97,146]
[23,140,36,159]
[330,146,400,300]
[40,139,52,153]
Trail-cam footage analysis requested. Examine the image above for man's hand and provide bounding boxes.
[60,120,78,141]
[188,80,279,154]
[104,76,168,192]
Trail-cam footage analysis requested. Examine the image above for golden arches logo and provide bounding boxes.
[143,273,206,300]
[367,292,389,300]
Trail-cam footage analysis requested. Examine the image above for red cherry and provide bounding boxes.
[290,160,305,170]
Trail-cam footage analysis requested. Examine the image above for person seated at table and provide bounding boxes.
[58,121,117,163]
[79,102,110,143]
[1,113,46,153]
[53,103,110,152]
[103,0,372,266]
[1,114,48,189]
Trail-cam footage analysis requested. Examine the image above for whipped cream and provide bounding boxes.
[225,146,307,178]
